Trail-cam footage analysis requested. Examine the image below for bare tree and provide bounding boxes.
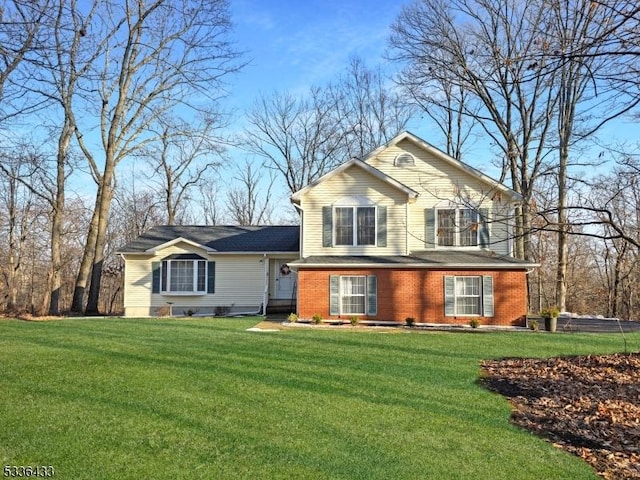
[226,160,275,225]
[195,175,222,225]
[538,0,640,310]
[395,53,479,161]
[389,0,558,263]
[331,57,412,159]
[0,0,50,123]
[64,0,241,314]
[146,116,225,225]
[243,88,346,194]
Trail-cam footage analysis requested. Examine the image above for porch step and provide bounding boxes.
[266,299,296,315]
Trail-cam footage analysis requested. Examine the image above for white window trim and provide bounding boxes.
[340,276,367,315]
[436,207,479,248]
[333,205,377,247]
[453,276,482,316]
[394,153,415,167]
[161,259,207,295]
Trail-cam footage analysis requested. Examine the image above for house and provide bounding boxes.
[119,131,535,325]
[288,131,536,326]
[118,225,300,317]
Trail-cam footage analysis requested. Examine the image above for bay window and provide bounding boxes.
[152,254,215,295]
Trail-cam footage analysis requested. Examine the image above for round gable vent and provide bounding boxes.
[394,153,415,167]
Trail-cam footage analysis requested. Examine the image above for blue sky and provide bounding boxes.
[227,0,405,108]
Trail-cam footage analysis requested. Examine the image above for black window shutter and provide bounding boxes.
[152,262,161,293]
[425,208,435,248]
[377,206,387,247]
[323,206,333,247]
[207,261,215,294]
[444,276,455,316]
[479,208,490,248]
[329,275,340,315]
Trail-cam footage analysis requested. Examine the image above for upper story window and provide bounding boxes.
[394,153,415,167]
[335,206,376,246]
[437,208,479,247]
[323,197,387,248]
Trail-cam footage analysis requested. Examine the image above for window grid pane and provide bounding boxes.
[455,277,481,315]
[341,276,365,314]
[335,208,354,245]
[459,209,478,247]
[438,209,455,246]
[170,260,195,292]
[357,207,376,245]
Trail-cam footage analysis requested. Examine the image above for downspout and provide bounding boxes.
[405,202,409,254]
[262,253,268,316]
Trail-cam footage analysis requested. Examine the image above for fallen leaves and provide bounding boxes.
[482,353,640,480]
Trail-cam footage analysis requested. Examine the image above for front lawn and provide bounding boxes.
[1,318,637,479]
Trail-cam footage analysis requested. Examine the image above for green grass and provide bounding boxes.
[1,318,637,479]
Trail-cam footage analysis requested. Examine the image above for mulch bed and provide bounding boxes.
[481,352,640,479]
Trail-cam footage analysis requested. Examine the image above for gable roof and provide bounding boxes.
[118,225,300,254]
[363,131,523,202]
[290,158,419,205]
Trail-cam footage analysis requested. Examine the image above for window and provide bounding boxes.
[437,208,479,247]
[454,277,481,315]
[323,203,386,248]
[152,255,214,295]
[330,275,377,316]
[163,259,206,293]
[394,153,415,167]
[341,276,366,314]
[334,206,376,246]
[444,275,494,317]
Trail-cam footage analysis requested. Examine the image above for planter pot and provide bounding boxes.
[544,316,557,332]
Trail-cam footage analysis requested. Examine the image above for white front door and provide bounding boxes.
[275,261,296,299]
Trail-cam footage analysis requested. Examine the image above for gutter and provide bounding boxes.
[289,262,540,270]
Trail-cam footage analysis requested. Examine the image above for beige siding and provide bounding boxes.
[123,242,266,317]
[299,164,409,256]
[366,139,513,255]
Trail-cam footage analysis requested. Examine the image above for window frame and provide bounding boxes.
[453,276,482,316]
[333,205,377,247]
[444,275,494,317]
[436,207,479,247]
[161,259,207,295]
[330,275,377,316]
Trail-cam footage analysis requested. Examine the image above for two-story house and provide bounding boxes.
[119,131,535,325]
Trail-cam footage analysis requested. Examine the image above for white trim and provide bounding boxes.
[289,262,538,269]
[435,207,479,248]
[145,237,216,253]
[291,158,419,204]
[452,276,482,316]
[333,205,377,247]
[161,258,207,294]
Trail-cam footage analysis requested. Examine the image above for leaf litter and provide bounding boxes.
[481,353,640,479]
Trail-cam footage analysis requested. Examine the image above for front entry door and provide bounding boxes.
[275,261,296,299]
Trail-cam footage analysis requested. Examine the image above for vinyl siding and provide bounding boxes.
[299,164,408,256]
[123,242,266,316]
[366,139,513,255]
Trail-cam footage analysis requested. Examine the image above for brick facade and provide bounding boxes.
[296,268,528,326]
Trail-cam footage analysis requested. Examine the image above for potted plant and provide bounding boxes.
[541,307,559,332]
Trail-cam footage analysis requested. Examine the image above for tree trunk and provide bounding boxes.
[85,167,115,315]
[48,123,70,315]
[556,140,568,311]
[70,187,101,313]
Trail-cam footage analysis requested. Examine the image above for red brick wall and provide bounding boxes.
[297,268,528,326]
